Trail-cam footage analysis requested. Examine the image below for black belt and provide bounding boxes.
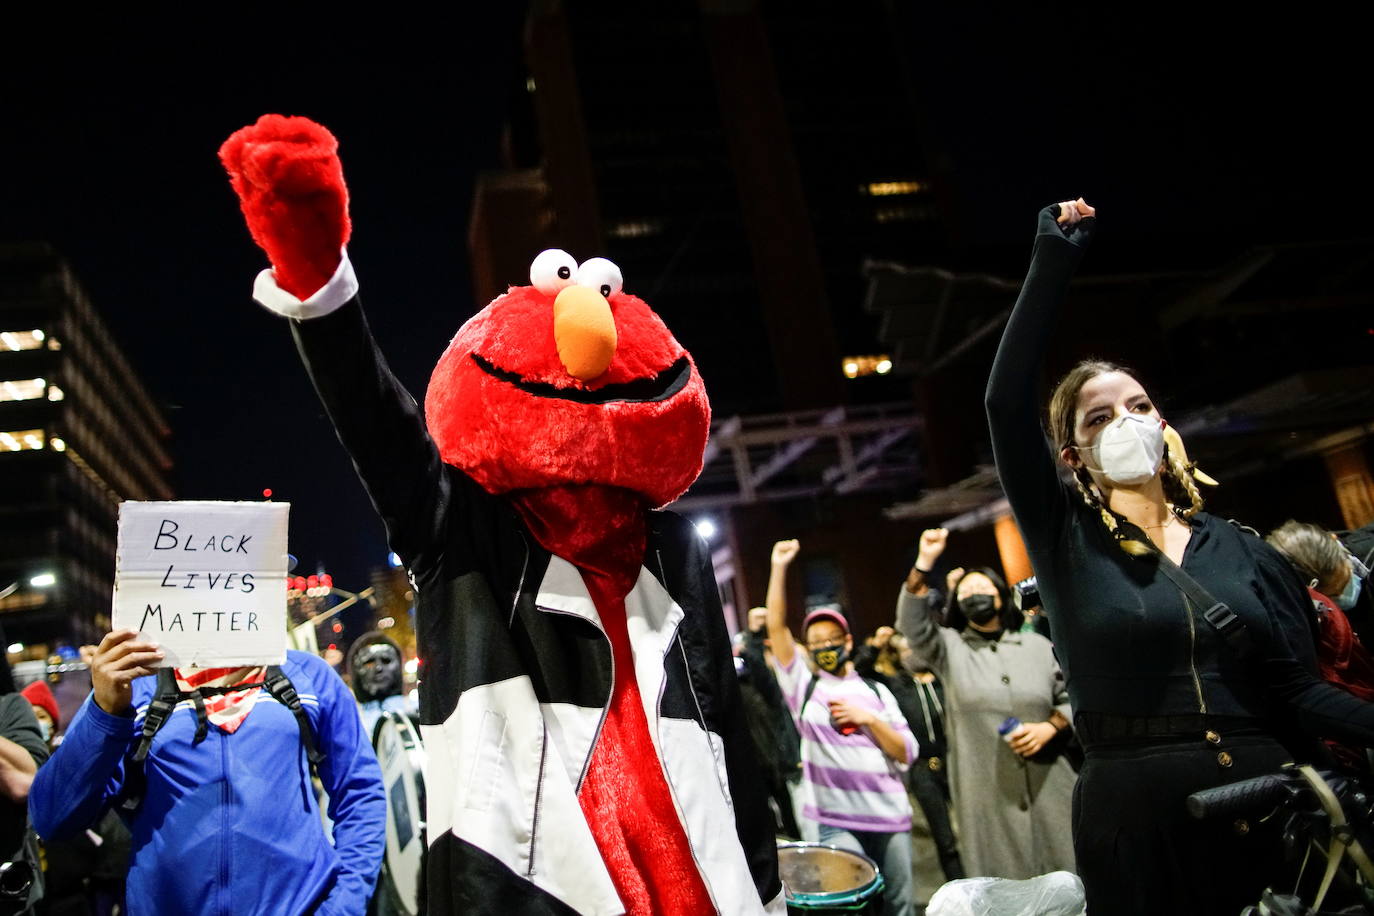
[1075,712,1263,747]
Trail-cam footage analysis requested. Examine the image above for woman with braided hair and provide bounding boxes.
[986,198,1374,914]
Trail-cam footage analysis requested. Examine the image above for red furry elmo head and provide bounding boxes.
[425,250,710,508]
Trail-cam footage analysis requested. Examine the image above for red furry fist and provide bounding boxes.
[219,114,351,300]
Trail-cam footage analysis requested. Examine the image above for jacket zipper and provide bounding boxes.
[660,614,723,914]
[527,723,548,877]
[509,533,530,628]
[536,604,615,793]
[915,681,936,746]
[220,733,231,916]
[1183,595,1207,714]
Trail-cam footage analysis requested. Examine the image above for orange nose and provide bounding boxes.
[553,285,617,381]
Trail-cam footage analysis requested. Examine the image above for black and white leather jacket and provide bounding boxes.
[256,260,784,915]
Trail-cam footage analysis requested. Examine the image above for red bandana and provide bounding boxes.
[174,666,268,734]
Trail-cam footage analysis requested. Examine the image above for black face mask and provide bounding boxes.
[811,644,850,674]
[959,594,999,625]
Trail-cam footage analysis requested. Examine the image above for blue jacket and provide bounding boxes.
[30,650,386,916]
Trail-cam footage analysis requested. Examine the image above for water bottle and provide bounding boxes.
[998,716,1022,743]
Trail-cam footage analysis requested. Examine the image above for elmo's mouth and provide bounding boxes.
[471,354,691,405]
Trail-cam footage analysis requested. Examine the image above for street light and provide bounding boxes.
[29,573,56,588]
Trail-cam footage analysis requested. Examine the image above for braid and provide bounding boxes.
[1163,445,1205,519]
[1072,467,1151,556]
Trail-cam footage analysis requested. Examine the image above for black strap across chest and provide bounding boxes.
[1119,519,1252,652]
[120,665,324,815]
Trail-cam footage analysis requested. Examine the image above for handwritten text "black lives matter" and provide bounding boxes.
[154,519,258,592]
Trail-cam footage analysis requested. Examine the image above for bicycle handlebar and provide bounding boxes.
[1186,773,1291,820]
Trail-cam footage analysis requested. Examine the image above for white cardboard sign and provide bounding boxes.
[113,501,290,667]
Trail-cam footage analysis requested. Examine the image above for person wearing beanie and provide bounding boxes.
[20,680,59,748]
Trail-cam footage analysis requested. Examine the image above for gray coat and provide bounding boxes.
[896,588,1076,880]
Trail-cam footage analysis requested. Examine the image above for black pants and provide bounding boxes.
[908,759,964,881]
[1073,731,1291,915]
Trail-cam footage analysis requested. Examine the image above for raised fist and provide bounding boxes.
[916,528,948,570]
[771,539,800,567]
[1055,197,1095,225]
[219,114,351,300]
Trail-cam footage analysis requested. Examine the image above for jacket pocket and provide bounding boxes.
[463,709,508,812]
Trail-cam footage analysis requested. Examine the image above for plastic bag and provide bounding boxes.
[927,872,1086,916]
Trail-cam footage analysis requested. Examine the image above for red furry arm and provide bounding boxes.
[218,114,351,300]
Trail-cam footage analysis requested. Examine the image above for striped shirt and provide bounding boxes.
[774,655,917,833]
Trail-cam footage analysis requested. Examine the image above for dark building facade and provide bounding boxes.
[0,243,174,652]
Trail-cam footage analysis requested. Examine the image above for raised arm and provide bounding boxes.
[219,115,457,569]
[765,540,800,669]
[896,529,951,675]
[985,200,1096,549]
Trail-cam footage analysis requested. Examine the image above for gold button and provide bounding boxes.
[928,757,942,772]
[1234,819,1250,835]
[1217,751,1233,767]
[1205,730,1221,745]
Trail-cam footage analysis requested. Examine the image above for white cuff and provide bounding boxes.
[252,248,358,320]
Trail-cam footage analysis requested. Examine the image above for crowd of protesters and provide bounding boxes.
[6,198,1374,916]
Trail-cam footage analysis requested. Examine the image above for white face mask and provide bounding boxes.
[1081,414,1166,487]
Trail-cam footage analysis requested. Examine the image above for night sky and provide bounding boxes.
[2,10,1369,589]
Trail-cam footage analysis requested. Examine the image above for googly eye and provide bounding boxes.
[573,257,623,299]
[530,249,579,295]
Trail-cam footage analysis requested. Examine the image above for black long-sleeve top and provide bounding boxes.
[985,206,1374,746]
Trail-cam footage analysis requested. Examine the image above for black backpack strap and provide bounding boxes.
[189,690,209,745]
[859,677,884,702]
[121,668,181,815]
[263,666,324,775]
[131,669,180,765]
[800,674,820,718]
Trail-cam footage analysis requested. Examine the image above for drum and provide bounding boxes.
[372,711,427,916]
[777,842,885,915]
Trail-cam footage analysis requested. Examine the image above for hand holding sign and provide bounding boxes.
[114,501,290,667]
[92,630,164,715]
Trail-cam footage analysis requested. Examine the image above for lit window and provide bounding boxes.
[0,379,46,402]
[840,355,894,379]
[607,219,663,240]
[861,180,925,197]
[0,331,45,352]
[874,205,928,224]
[0,429,45,452]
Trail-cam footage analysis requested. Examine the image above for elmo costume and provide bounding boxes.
[220,115,783,915]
